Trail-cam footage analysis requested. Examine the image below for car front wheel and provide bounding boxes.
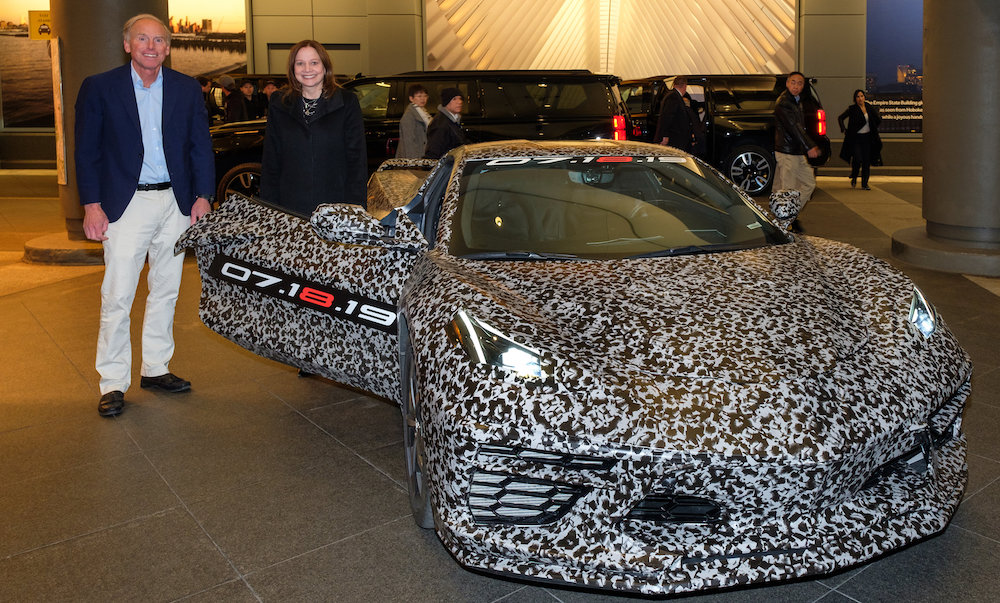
[725,145,774,196]
[216,162,262,206]
[401,333,434,529]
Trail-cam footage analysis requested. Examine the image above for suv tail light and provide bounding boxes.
[613,115,627,141]
[816,109,827,136]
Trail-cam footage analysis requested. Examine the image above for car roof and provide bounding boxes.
[451,139,689,161]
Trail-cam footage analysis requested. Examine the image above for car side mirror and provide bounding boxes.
[310,204,428,251]
[768,189,802,231]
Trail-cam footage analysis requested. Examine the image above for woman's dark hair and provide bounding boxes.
[284,40,338,104]
[853,89,867,101]
[407,83,428,98]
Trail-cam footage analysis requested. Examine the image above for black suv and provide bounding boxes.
[620,74,831,195]
[212,70,632,202]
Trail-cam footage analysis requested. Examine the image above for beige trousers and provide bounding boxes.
[774,151,816,202]
[96,189,189,394]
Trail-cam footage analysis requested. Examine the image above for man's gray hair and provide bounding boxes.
[122,14,171,45]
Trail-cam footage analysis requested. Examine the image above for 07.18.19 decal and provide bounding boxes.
[208,254,398,334]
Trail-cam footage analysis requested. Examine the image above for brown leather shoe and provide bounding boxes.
[98,391,125,417]
[140,372,191,393]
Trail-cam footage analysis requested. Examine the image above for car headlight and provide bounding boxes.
[908,286,938,339]
[447,310,551,380]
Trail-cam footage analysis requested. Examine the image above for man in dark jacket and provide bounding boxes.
[773,72,821,203]
[424,87,469,159]
[75,14,214,417]
[655,76,695,152]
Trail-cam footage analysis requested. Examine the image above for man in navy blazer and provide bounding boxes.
[75,13,214,417]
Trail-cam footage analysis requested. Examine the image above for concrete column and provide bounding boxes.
[50,0,167,240]
[892,0,1000,275]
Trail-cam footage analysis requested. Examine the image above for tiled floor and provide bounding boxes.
[1,173,999,602]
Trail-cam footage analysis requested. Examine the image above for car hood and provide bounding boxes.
[443,238,871,384]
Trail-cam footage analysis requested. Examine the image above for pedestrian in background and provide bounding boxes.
[240,78,265,120]
[75,13,214,417]
[424,87,468,159]
[396,83,431,158]
[197,76,223,123]
[260,39,367,216]
[217,75,248,123]
[773,71,821,204]
[838,89,882,190]
[655,76,696,153]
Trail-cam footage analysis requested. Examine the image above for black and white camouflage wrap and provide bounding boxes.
[177,140,972,596]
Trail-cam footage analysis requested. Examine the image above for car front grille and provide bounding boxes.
[468,470,588,525]
[477,443,617,470]
[627,493,724,523]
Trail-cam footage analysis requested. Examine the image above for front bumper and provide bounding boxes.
[431,384,969,596]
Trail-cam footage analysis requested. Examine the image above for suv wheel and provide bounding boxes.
[725,145,774,196]
[216,162,262,206]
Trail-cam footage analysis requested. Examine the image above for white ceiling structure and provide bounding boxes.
[424,0,796,78]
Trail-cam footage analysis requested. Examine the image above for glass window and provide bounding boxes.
[710,77,784,113]
[480,80,615,119]
[401,80,478,117]
[621,83,648,116]
[351,80,392,119]
[449,155,786,260]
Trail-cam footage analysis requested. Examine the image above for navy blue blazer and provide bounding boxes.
[75,63,214,222]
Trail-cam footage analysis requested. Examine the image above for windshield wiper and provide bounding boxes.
[459,250,581,261]
[628,243,748,259]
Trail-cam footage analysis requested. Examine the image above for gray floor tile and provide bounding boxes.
[177,579,262,602]
[3,177,1000,601]
[245,517,523,602]
[140,409,348,503]
[304,393,403,453]
[0,508,236,602]
[0,415,137,485]
[964,453,1000,500]
[961,400,1000,462]
[834,526,1000,603]
[0,452,179,558]
[189,454,408,574]
[952,475,1000,541]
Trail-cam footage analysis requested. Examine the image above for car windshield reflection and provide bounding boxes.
[449,155,788,260]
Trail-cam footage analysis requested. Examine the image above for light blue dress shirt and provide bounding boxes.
[131,65,170,185]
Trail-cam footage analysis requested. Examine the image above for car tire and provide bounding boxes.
[401,328,435,529]
[725,145,774,196]
[216,162,262,206]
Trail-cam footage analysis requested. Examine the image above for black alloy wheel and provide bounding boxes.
[216,162,262,206]
[401,332,434,529]
[725,145,774,196]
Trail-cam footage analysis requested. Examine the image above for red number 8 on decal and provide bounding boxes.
[299,287,335,307]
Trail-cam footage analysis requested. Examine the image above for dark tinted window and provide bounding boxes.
[480,80,616,119]
[351,80,392,118]
[400,80,479,116]
[621,82,652,115]
[710,77,783,113]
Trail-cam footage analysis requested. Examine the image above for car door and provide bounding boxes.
[177,193,430,403]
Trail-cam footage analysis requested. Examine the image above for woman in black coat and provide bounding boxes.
[261,40,367,216]
[837,89,882,190]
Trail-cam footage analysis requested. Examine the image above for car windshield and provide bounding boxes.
[448,154,788,260]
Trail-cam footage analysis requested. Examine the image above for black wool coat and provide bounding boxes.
[261,88,367,216]
[837,102,882,165]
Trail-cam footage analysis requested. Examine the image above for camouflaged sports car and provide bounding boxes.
[177,140,972,596]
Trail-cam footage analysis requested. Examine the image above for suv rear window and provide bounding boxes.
[480,80,616,119]
[709,76,822,114]
[351,80,392,118]
[710,77,783,113]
